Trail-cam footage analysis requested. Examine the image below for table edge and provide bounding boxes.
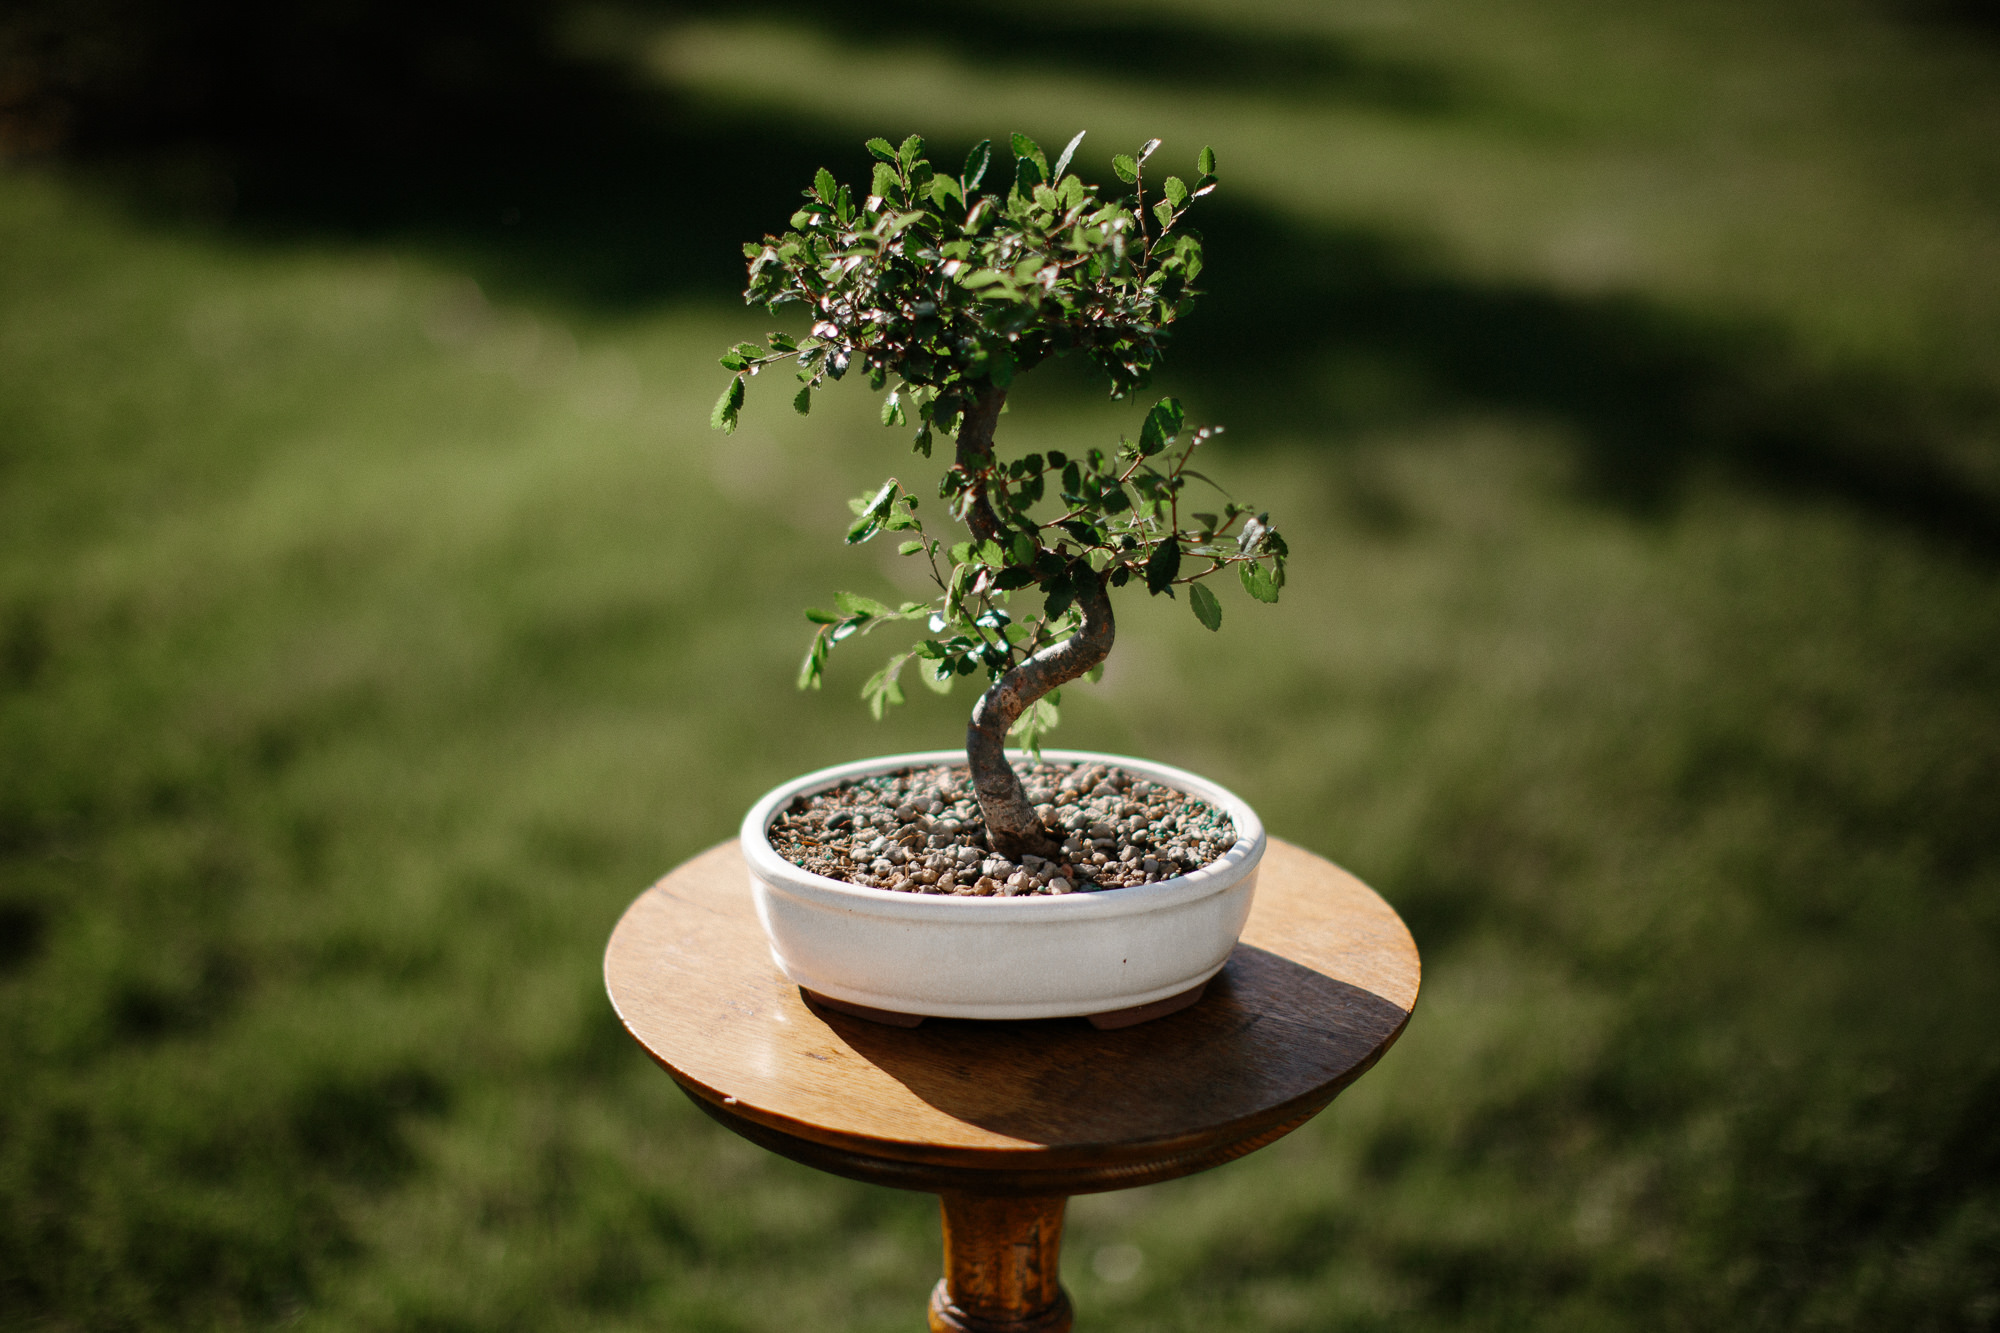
[605,835,1420,1184]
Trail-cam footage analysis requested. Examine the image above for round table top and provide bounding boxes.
[605,837,1420,1196]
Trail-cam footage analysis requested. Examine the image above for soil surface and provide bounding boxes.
[765,759,1240,896]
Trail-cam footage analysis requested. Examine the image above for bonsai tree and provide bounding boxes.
[713,131,1286,860]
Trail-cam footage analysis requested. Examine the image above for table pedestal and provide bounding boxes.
[931,1194,1071,1333]
[605,838,1419,1329]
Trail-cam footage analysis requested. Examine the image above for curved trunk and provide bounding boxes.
[967,574,1115,860]
[954,384,1008,547]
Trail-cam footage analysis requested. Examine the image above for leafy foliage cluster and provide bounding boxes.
[714,130,1213,436]
[712,131,1286,749]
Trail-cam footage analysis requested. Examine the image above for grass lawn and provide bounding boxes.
[2,1,1997,1329]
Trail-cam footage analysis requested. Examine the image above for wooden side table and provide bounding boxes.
[605,837,1419,1332]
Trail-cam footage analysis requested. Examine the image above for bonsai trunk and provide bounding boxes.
[954,382,1115,860]
[967,576,1114,860]
[953,384,1010,548]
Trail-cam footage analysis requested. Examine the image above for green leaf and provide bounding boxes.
[1188,581,1222,631]
[861,656,908,720]
[710,376,745,434]
[866,137,897,163]
[1139,397,1185,456]
[835,590,895,619]
[1163,176,1189,208]
[1146,537,1182,594]
[881,391,906,427]
[1010,132,1048,176]
[1198,145,1216,175]
[1084,662,1105,684]
[1154,200,1175,230]
[1009,698,1061,759]
[898,133,924,169]
[845,480,899,544]
[718,352,749,372]
[804,607,841,624]
[1111,154,1138,184]
[1052,129,1086,181]
[1043,573,1076,622]
[1059,519,1099,545]
[920,658,954,694]
[963,139,993,190]
[1240,562,1280,603]
[871,161,899,200]
[1008,695,1059,743]
[930,175,963,209]
[798,639,826,690]
[793,385,812,416]
[813,166,838,200]
[768,332,797,352]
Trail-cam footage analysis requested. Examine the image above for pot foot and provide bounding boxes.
[803,988,926,1027]
[1085,979,1210,1030]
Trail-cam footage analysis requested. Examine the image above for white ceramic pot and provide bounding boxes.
[740,748,1266,1022]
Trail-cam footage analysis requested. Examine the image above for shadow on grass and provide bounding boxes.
[11,0,1998,558]
[1177,205,2000,559]
[730,0,1479,117]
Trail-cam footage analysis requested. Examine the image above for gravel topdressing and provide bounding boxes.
[765,760,1240,896]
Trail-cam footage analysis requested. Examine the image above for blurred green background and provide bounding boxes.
[3,0,1997,1328]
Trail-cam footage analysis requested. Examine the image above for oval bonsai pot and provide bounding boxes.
[741,748,1266,1024]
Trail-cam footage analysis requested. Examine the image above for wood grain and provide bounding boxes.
[605,837,1420,1196]
[929,1194,1071,1333]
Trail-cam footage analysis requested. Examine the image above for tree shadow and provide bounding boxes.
[1898,0,2000,41]
[1174,204,2000,557]
[813,943,1412,1148]
[729,0,1478,117]
[9,0,1996,556]
[5,0,873,309]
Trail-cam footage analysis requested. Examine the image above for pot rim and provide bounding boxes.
[740,748,1265,920]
